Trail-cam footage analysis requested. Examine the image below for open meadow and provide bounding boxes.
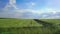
[0,18,60,34]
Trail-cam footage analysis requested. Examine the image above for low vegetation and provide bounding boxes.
[0,18,60,34]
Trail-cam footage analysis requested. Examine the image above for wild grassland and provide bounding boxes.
[0,18,41,27]
[40,19,60,24]
[0,18,60,34]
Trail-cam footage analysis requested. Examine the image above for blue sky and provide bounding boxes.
[0,0,60,19]
[16,0,47,9]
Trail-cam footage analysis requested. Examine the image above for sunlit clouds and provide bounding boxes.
[0,0,60,19]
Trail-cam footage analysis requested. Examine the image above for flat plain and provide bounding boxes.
[0,18,60,34]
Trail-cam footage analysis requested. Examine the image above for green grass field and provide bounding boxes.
[40,19,60,24]
[0,18,60,34]
[0,18,41,27]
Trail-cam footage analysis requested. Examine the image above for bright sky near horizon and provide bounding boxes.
[0,0,60,19]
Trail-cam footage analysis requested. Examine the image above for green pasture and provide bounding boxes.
[0,18,60,34]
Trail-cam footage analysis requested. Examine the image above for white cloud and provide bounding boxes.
[14,9,43,14]
[47,16,60,19]
[9,0,16,4]
[4,0,18,10]
[22,9,42,14]
[42,8,60,14]
[1,3,60,19]
[1,0,60,19]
